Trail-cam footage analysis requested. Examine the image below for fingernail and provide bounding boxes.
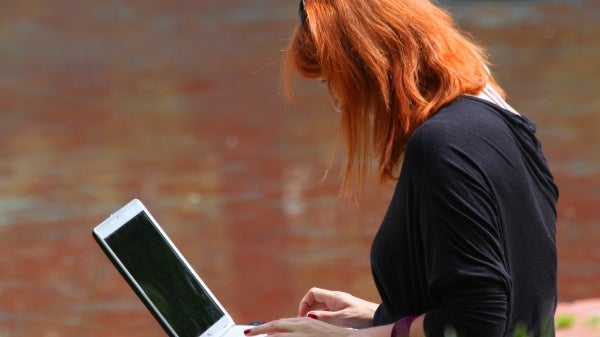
[244,329,252,335]
[308,313,318,320]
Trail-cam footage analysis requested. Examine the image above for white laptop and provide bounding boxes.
[93,199,264,337]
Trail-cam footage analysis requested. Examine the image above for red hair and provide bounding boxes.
[284,0,504,198]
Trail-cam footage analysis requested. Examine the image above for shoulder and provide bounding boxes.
[403,97,515,178]
[407,97,511,155]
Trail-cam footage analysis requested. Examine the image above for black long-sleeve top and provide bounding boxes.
[371,96,558,337]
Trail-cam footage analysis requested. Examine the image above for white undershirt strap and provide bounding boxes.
[475,83,520,116]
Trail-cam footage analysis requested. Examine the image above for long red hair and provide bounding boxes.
[283,0,504,198]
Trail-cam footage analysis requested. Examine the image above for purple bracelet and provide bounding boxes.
[391,315,418,337]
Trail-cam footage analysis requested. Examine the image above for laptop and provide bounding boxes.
[92,199,264,337]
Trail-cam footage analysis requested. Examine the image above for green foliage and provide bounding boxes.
[585,316,600,328]
[512,323,529,337]
[555,314,576,329]
[443,326,457,337]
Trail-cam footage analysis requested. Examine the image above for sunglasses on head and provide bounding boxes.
[299,0,308,26]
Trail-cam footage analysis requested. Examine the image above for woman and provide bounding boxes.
[246,0,558,336]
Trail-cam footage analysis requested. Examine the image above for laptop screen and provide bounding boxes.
[105,211,225,337]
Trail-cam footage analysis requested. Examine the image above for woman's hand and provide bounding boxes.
[297,287,379,329]
[243,317,355,337]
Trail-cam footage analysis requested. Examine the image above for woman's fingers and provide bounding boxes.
[244,317,348,337]
[243,317,313,336]
[298,287,339,317]
[296,287,377,329]
[306,309,347,327]
[244,320,286,336]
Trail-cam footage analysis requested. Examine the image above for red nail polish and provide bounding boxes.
[308,313,318,320]
[244,329,252,335]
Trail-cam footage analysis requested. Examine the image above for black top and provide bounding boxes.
[371,96,558,337]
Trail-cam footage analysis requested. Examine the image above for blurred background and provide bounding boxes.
[0,1,598,336]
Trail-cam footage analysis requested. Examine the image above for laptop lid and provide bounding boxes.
[93,199,236,337]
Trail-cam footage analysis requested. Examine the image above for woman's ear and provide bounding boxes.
[328,88,343,113]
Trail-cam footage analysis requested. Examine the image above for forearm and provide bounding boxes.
[348,314,426,337]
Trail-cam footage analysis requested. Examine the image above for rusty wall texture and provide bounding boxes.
[0,1,598,336]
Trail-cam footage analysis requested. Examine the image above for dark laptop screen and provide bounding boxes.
[106,212,225,337]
